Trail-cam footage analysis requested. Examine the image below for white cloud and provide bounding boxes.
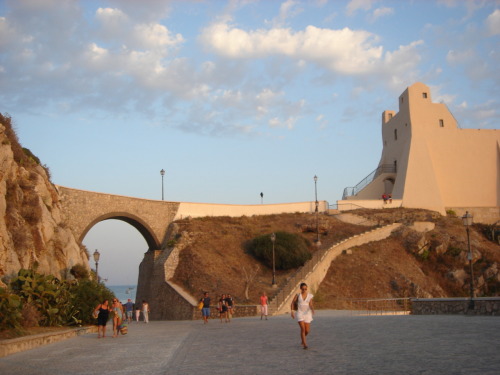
[485,9,500,35]
[371,7,394,22]
[446,49,474,64]
[346,0,374,16]
[200,23,387,75]
[271,0,303,27]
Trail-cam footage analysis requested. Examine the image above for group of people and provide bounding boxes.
[198,292,235,324]
[200,284,315,350]
[382,193,393,203]
[93,298,150,338]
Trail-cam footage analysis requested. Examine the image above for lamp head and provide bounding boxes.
[461,211,473,227]
[160,169,165,176]
[93,249,100,263]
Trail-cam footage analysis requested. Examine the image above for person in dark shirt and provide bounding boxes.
[93,299,111,338]
[225,294,234,321]
[200,292,211,324]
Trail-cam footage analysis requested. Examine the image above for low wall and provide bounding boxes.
[336,199,402,211]
[175,201,328,220]
[445,207,500,225]
[411,297,500,316]
[193,305,259,321]
[0,326,98,358]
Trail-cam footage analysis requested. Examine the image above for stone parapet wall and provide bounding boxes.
[411,298,500,316]
[197,305,259,320]
[175,200,329,219]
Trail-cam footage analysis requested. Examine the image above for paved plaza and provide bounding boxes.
[1,311,499,375]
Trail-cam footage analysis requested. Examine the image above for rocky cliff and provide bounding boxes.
[0,114,89,285]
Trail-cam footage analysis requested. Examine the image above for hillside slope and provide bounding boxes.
[169,210,499,306]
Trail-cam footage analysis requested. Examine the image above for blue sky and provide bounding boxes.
[1,0,499,285]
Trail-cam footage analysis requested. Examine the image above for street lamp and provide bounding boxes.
[160,169,165,200]
[314,175,321,246]
[270,233,277,288]
[461,211,474,310]
[93,249,100,283]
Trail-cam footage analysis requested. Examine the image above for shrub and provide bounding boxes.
[247,231,312,270]
[69,280,115,325]
[0,287,22,329]
[70,264,90,280]
[4,269,116,329]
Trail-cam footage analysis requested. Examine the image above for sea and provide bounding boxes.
[108,285,137,304]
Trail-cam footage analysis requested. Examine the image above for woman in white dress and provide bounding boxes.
[291,282,315,349]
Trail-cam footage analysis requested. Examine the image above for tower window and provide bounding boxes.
[394,129,398,140]
[439,119,444,127]
[388,113,393,119]
[423,92,428,98]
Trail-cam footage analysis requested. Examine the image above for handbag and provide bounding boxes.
[119,323,128,335]
[197,301,204,310]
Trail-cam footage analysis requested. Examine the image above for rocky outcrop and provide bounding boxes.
[0,116,89,284]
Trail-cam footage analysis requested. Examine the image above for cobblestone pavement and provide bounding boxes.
[1,311,499,375]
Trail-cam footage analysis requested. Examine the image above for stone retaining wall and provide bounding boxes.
[411,297,500,316]
[0,326,98,358]
[195,305,259,321]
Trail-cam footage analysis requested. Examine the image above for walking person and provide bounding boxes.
[219,294,229,323]
[94,299,111,338]
[111,298,124,338]
[200,292,211,324]
[291,282,315,349]
[225,294,234,321]
[142,300,150,323]
[135,302,141,322]
[260,291,269,320]
[124,298,134,324]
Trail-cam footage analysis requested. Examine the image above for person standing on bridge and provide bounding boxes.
[291,282,315,349]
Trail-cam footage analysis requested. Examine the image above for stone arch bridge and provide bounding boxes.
[57,186,180,251]
[57,186,328,251]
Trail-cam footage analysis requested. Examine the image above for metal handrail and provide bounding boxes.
[342,164,397,199]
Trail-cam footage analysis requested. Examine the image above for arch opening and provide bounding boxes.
[83,219,149,300]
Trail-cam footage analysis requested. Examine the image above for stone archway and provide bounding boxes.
[80,212,159,251]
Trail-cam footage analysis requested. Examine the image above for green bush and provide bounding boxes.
[0,287,22,329]
[247,231,312,270]
[6,268,115,328]
[70,264,90,280]
[69,280,115,325]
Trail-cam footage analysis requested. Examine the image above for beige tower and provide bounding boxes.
[340,82,500,223]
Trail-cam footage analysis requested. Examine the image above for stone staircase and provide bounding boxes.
[267,223,402,316]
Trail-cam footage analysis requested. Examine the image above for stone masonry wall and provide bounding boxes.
[411,298,500,316]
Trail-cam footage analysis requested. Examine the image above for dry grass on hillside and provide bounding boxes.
[315,210,500,309]
[170,213,372,304]
[170,210,500,308]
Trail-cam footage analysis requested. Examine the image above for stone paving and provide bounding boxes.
[0,311,499,375]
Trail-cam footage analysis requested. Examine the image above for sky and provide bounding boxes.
[1,0,499,285]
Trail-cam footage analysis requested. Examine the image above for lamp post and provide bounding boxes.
[93,249,100,283]
[461,211,474,310]
[314,175,321,246]
[271,233,277,288]
[260,192,264,204]
[160,169,165,200]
